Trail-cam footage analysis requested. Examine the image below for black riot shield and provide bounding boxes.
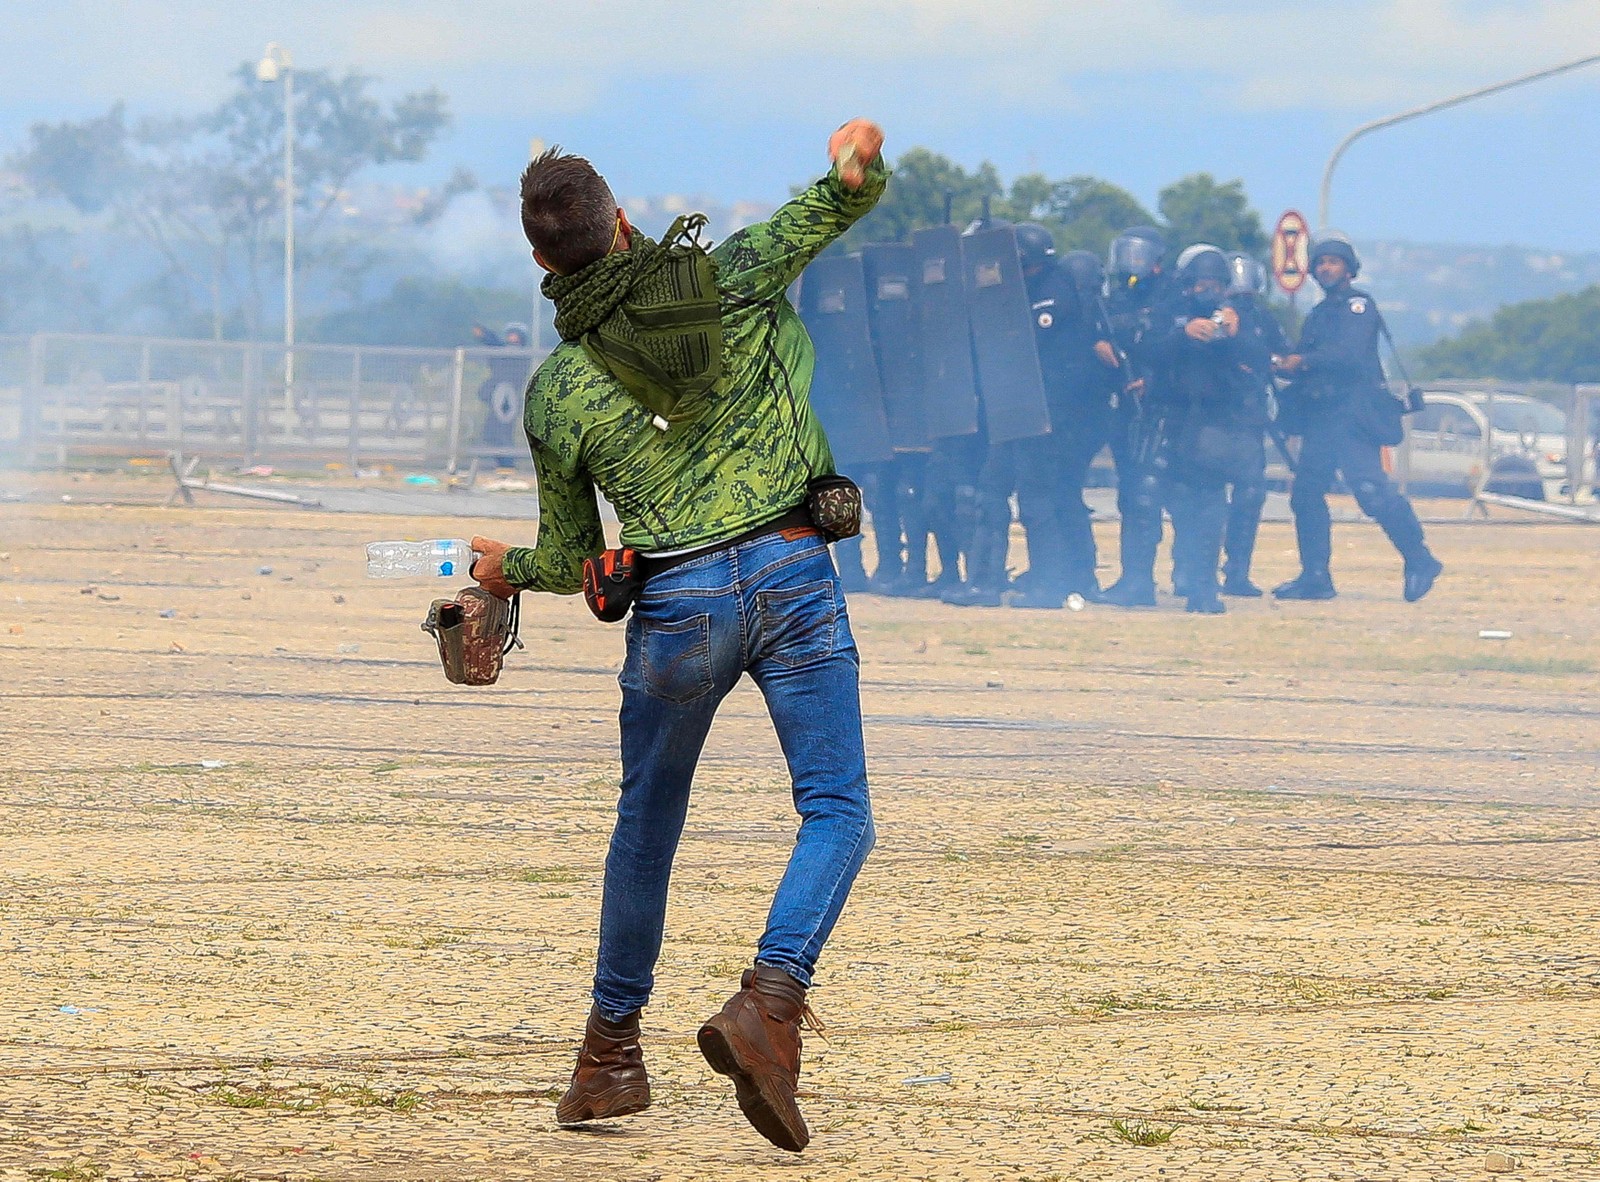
[961,226,1051,444]
[797,253,894,472]
[911,225,980,441]
[860,243,930,452]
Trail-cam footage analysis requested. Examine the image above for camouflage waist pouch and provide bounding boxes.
[805,474,863,541]
[421,588,522,686]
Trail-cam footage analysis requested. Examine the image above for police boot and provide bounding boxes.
[1403,553,1444,603]
[1272,570,1338,600]
[556,1006,651,1125]
[1221,570,1264,598]
[940,581,1004,607]
[1101,576,1157,608]
[1009,585,1064,609]
[698,965,816,1153]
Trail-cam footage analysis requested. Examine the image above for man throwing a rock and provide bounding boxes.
[468,120,887,1152]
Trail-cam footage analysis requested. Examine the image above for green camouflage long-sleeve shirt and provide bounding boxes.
[501,157,888,594]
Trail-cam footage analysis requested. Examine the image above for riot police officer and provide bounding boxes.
[1098,226,1169,607]
[1008,235,1115,606]
[1274,236,1443,602]
[1146,245,1258,614]
[478,321,532,469]
[1218,253,1286,597]
[940,215,1019,608]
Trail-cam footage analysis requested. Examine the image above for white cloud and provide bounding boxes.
[4,0,1599,120]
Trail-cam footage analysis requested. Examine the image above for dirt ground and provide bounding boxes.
[2,473,1598,1181]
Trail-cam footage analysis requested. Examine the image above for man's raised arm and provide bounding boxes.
[713,119,888,305]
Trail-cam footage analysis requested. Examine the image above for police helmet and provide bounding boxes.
[1060,250,1104,299]
[1227,253,1269,297]
[1176,244,1230,289]
[1014,222,1056,270]
[502,321,531,345]
[1308,233,1359,278]
[1108,225,1166,287]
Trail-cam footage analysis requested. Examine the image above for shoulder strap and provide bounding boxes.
[1374,310,1415,389]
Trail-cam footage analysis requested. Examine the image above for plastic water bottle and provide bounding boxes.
[366,539,479,579]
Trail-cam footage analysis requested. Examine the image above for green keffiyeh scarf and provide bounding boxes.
[543,214,723,422]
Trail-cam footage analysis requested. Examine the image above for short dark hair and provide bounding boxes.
[520,148,617,275]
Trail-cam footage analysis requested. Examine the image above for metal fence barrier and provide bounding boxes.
[0,333,547,471]
[3,333,1597,505]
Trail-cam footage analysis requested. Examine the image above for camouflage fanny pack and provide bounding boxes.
[805,473,863,541]
[421,588,523,686]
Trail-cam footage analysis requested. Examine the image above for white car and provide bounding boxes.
[1403,389,1575,501]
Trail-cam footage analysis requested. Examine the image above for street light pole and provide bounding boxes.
[1320,52,1600,230]
[257,43,296,428]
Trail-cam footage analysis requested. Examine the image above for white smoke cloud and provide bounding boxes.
[419,189,528,286]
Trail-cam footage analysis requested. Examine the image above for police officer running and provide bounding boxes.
[1274,235,1443,602]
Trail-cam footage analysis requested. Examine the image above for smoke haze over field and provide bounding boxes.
[1,2,1599,250]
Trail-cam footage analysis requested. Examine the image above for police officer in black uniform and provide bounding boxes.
[1098,226,1169,607]
[478,321,532,469]
[1145,245,1257,614]
[940,215,1018,608]
[1219,253,1286,597]
[1008,234,1116,606]
[1274,236,1443,602]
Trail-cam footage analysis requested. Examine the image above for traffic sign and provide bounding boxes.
[1272,210,1311,294]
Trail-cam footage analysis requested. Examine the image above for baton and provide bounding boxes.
[1267,422,1298,474]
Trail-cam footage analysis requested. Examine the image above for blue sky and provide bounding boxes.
[6,0,1600,250]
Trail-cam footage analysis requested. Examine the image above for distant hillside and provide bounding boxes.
[1351,240,1600,349]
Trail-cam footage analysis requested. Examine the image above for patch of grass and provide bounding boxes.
[204,1084,318,1112]
[1186,1096,1247,1112]
[1423,987,1454,1001]
[1438,1120,1488,1135]
[931,1020,971,1032]
[962,645,990,655]
[1110,1118,1173,1146]
[1082,991,1170,1015]
[370,760,403,774]
[331,1083,422,1113]
[514,867,583,884]
[1282,975,1367,1003]
[1398,654,1594,677]
[28,1166,107,1182]
[381,933,465,950]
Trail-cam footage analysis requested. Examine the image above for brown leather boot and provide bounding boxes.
[696,964,817,1152]
[555,1005,650,1125]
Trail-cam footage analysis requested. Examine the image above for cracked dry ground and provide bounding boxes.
[1,495,1598,1181]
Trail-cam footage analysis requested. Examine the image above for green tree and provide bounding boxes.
[1011,175,1155,257]
[1157,173,1267,256]
[838,148,1153,262]
[13,64,454,339]
[840,147,1003,248]
[1415,285,1600,383]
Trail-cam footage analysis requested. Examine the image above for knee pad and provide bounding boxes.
[1133,474,1162,514]
[1350,478,1393,516]
[1232,483,1267,510]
